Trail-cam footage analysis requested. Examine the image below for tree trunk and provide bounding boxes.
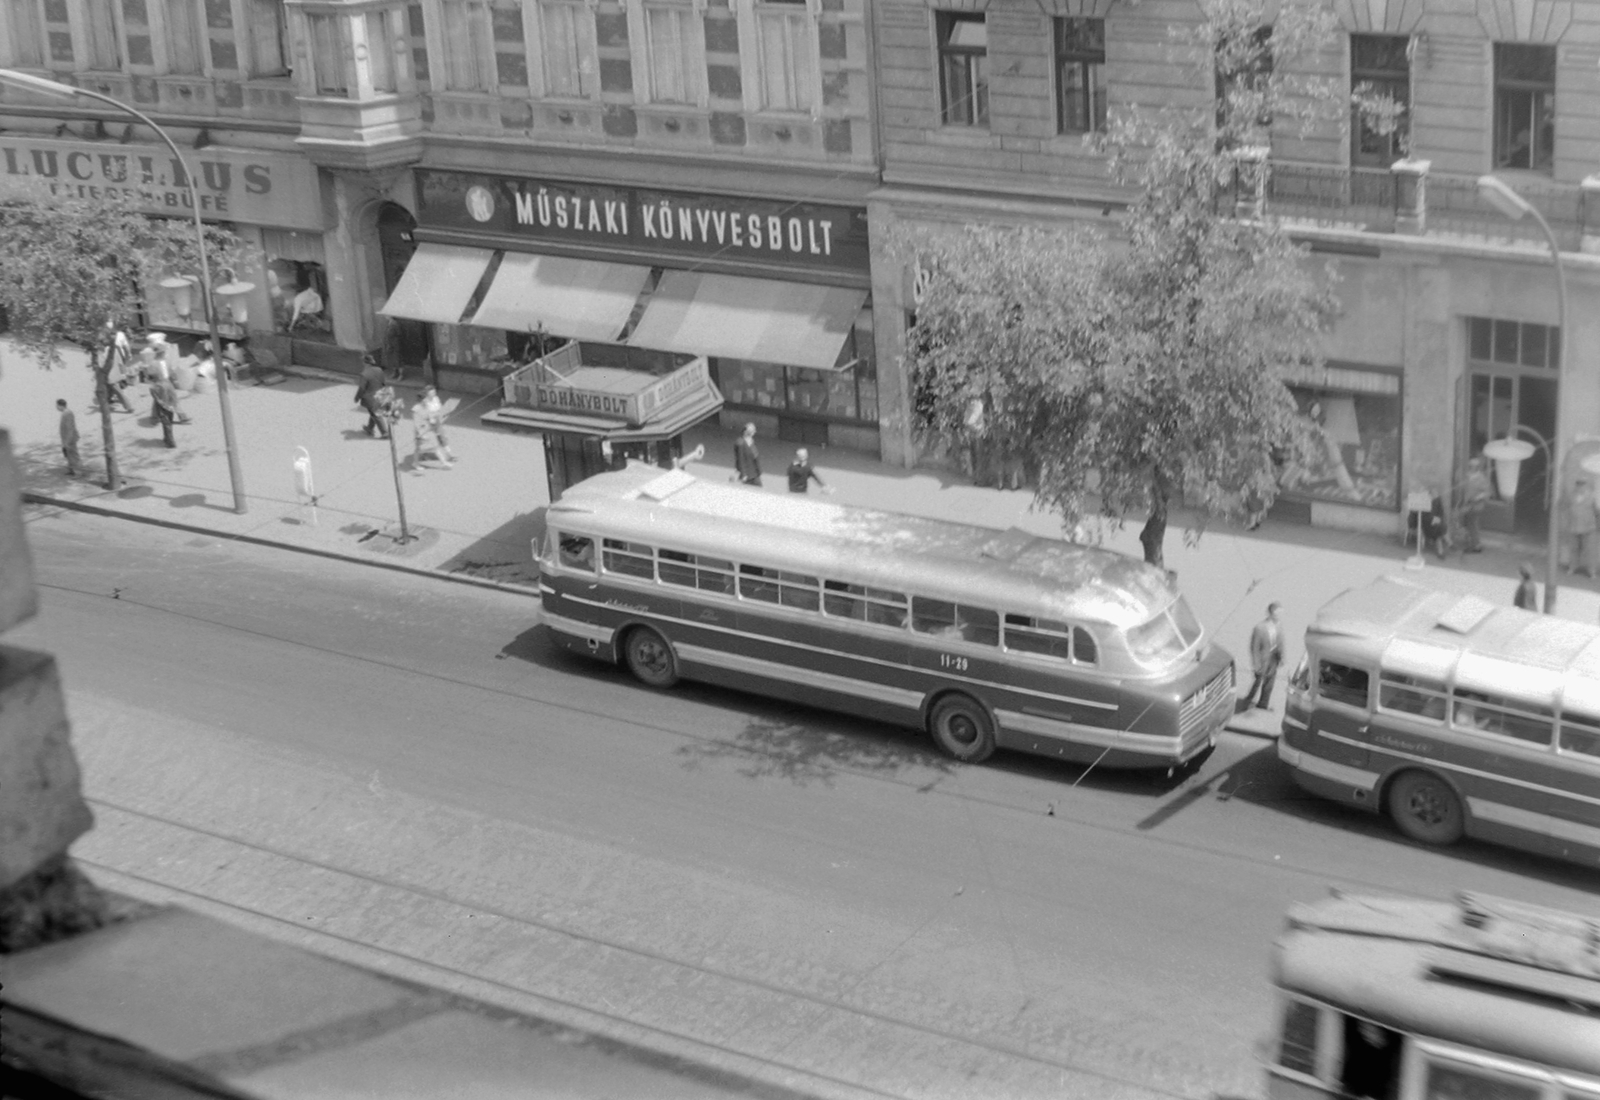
[1139,477,1169,568]
[91,355,122,492]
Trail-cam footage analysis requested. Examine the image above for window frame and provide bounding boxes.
[1349,32,1410,168]
[527,0,599,100]
[1,0,47,67]
[241,0,289,78]
[160,0,210,75]
[555,532,597,574]
[428,0,498,93]
[1315,660,1371,711]
[306,11,350,95]
[1054,15,1106,136]
[1214,23,1273,142]
[735,0,822,117]
[76,0,123,71]
[1493,41,1556,174]
[625,0,709,108]
[935,10,988,128]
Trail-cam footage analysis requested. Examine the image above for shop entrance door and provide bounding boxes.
[1468,370,1556,537]
[377,203,430,375]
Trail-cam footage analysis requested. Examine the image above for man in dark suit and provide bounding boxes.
[733,422,761,486]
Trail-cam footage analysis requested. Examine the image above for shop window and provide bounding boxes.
[751,0,817,114]
[937,11,987,127]
[165,0,206,73]
[246,0,287,76]
[1281,363,1401,511]
[262,229,333,341]
[1468,316,1559,370]
[1318,662,1370,709]
[630,0,705,105]
[1351,33,1409,167]
[308,13,348,93]
[84,0,121,69]
[531,0,595,97]
[1055,17,1105,135]
[5,0,45,67]
[1495,43,1555,173]
[436,0,495,91]
[709,308,876,428]
[432,323,507,366]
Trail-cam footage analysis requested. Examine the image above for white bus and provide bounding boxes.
[536,464,1235,771]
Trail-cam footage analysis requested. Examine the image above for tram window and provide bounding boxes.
[1423,1061,1540,1100]
[1378,674,1447,721]
[1318,662,1370,709]
[1558,714,1600,758]
[1339,1016,1401,1100]
[1072,626,1098,665]
[601,538,655,579]
[558,534,596,572]
[1276,999,1319,1077]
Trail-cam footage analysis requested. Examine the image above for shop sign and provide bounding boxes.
[419,170,868,275]
[0,137,324,230]
[535,358,710,426]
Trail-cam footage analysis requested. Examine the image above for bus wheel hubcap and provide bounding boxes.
[1410,788,1445,823]
[947,715,977,745]
[638,641,665,671]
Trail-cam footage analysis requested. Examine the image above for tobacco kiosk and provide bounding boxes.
[481,342,723,501]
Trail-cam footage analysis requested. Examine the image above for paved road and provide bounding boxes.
[12,507,1597,1100]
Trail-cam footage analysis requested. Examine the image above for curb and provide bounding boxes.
[22,490,543,601]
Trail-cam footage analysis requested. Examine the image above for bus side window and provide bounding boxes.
[1072,626,1097,666]
[1004,615,1072,660]
[602,538,655,579]
[961,606,999,646]
[865,589,908,629]
[1454,692,1553,746]
[778,571,821,612]
[1339,1016,1402,1100]
[824,580,868,620]
[913,597,958,637]
[1377,674,1447,722]
[1422,1059,1541,1100]
[558,534,596,572]
[1276,998,1319,1077]
[1317,662,1371,709]
[738,564,781,604]
[1557,714,1600,757]
[658,548,697,587]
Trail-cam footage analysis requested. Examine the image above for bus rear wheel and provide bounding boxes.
[928,695,996,763]
[623,626,679,689]
[1387,770,1464,846]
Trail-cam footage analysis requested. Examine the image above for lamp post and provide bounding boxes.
[1477,174,1568,613]
[0,68,248,514]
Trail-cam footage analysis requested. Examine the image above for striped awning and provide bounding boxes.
[379,244,494,325]
[467,253,652,342]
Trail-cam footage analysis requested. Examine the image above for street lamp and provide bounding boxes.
[1477,174,1567,612]
[0,67,248,514]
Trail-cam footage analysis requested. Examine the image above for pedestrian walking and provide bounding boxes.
[733,421,762,486]
[411,385,456,467]
[150,377,179,448]
[354,355,390,439]
[1461,457,1491,553]
[1244,602,1285,711]
[56,399,83,477]
[98,322,135,413]
[787,448,830,494]
[1566,477,1598,578]
[1513,563,1540,611]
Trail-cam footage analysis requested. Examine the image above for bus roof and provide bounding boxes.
[1306,576,1600,712]
[549,465,1178,628]
[1275,891,1600,1075]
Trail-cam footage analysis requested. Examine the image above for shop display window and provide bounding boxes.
[262,229,335,343]
[1282,365,1401,510]
[710,305,878,426]
[432,323,508,365]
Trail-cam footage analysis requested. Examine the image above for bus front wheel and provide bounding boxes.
[928,695,996,763]
[623,627,679,689]
[1387,770,1464,846]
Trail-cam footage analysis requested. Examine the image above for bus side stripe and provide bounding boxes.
[556,589,1123,712]
[1467,799,1600,849]
[1317,731,1600,810]
[544,609,614,645]
[675,642,926,710]
[1296,752,1381,791]
[996,708,1178,751]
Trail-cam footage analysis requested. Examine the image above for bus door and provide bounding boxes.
[1309,658,1374,773]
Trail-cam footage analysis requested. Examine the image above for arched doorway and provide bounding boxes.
[377,202,430,377]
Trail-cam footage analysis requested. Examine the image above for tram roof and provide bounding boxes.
[549,465,1177,627]
[1307,576,1600,710]
[1274,891,1600,1075]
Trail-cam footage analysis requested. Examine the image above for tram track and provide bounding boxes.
[77,795,1207,1100]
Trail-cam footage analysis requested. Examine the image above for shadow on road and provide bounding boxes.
[674,709,952,787]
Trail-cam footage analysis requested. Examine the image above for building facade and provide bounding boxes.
[868,0,1600,540]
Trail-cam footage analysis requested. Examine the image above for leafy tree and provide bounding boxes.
[0,184,254,489]
[899,0,1343,567]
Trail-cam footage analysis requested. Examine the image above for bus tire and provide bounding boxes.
[622,626,679,689]
[928,694,996,764]
[1386,769,1465,846]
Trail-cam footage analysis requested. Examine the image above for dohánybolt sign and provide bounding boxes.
[418,169,868,276]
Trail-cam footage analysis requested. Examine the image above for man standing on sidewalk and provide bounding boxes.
[734,422,762,486]
[1244,602,1285,711]
[1461,458,1490,553]
[56,399,83,477]
[150,377,179,448]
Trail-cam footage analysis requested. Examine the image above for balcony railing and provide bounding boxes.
[1219,158,1598,250]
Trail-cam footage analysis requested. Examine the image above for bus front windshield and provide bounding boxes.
[1127,600,1201,664]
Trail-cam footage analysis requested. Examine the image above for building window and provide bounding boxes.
[1494,43,1555,172]
[1280,362,1402,511]
[77,0,120,69]
[1214,24,1272,141]
[937,12,987,127]
[531,0,595,97]
[1055,17,1105,135]
[263,229,334,343]
[1350,33,1409,167]
[437,0,495,91]
[5,0,45,66]
[165,0,205,73]
[754,0,817,113]
[636,1,705,105]
[308,13,348,93]
[366,10,396,91]
[245,0,287,76]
